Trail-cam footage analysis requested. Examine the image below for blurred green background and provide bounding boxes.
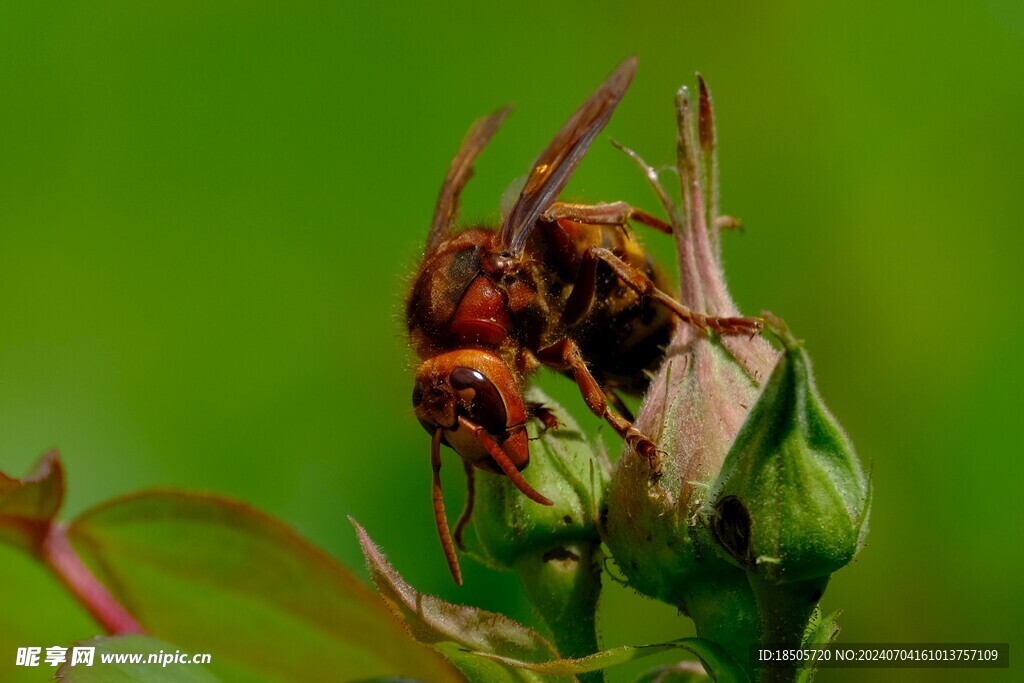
[1,2,1021,681]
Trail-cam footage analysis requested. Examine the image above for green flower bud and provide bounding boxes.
[470,388,609,664]
[472,388,608,570]
[707,315,871,586]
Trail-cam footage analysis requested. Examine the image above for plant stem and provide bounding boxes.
[41,522,144,635]
[515,540,603,683]
[683,569,761,678]
[748,575,828,683]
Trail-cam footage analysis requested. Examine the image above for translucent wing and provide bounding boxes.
[498,56,637,255]
[425,106,513,253]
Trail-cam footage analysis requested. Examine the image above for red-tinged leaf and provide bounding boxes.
[353,519,570,683]
[66,491,461,683]
[55,634,223,682]
[352,520,753,679]
[353,521,748,682]
[0,450,64,555]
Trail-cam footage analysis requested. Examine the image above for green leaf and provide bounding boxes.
[474,638,748,683]
[801,608,841,648]
[795,609,841,683]
[434,643,550,683]
[55,634,223,682]
[353,518,569,683]
[0,450,63,555]
[633,661,708,683]
[66,491,460,683]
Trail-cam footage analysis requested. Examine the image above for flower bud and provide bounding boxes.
[470,388,608,661]
[605,79,777,621]
[602,76,869,679]
[707,315,871,585]
[471,388,608,570]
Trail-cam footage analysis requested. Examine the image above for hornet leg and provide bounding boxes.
[538,338,662,474]
[543,200,671,233]
[528,402,560,432]
[563,246,762,335]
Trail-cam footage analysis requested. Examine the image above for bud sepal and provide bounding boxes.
[706,315,871,586]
